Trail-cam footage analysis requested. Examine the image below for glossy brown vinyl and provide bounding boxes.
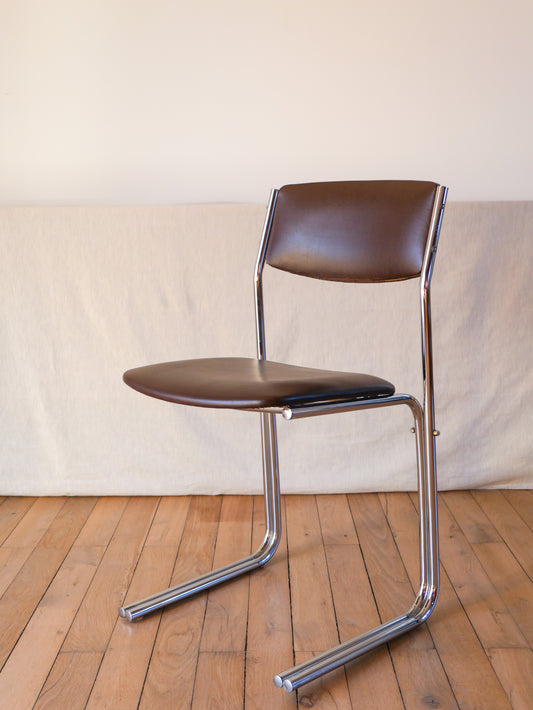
[266,180,438,282]
[123,357,394,409]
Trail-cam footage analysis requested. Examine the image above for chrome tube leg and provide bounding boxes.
[120,413,282,622]
[257,412,282,561]
[412,411,439,619]
[274,399,439,692]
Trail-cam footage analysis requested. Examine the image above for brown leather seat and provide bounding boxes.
[124,357,395,409]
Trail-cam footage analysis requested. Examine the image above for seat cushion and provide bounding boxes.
[123,357,395,409]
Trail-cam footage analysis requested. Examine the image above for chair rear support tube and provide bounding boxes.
[258,411,282,563]
[418,188,445,612]
[274,393,439,692]
[254,189,278,362]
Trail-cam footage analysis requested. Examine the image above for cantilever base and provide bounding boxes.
[273,595,436,692]
[120,402,439,693]
[120,552,265,621]
[120,411,282,622]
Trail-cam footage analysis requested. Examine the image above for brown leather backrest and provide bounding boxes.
[265,180,439,282]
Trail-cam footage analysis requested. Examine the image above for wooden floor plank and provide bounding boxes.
[0,497,96,670]
[437,496,527,649]
[1,497,64,549]
[347,493,426,640]
[488,648,533,710]
[143,495,192,549]
[139,496,221,710]
[0,546,38,598]
[384,492,513,710]
[317,493,403,709]
[0,497,67,596]
[0,544,104,709]
[35,498,159,709]
[62,497,159,654]
[324,541,383,641]
[34,497,132,708]
[502,489,533,531]
[74,496,129,548]
[316,494,358,545]
[324,544,405,709]
[245,496,296,710]
[473,541,533,646]
[285,495,354,706]
[348,493,458,709]
[34,651,103,710]
[85,497,190,710]
[191,651,244,710]
[0,496,37,544]
[472,490,533,581]
[200,495,253,653]
[442,490,501,544]
[285,495,339,653]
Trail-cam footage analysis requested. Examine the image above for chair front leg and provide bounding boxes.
[119,412,282,621]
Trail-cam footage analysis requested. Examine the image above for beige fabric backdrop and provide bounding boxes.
[1,201,531,495]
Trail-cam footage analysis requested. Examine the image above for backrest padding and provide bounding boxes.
[266,181,438,282]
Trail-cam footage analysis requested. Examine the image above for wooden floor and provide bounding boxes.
[0,491,532,709]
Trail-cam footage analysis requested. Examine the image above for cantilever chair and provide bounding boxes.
[120,180,448,692]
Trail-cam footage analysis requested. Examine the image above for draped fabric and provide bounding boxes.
[1,201,531,494]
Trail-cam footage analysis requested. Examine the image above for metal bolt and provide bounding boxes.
[411,427,440,436]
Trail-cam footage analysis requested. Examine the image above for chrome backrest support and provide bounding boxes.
[254,183,448,377]
[254,188,279,360]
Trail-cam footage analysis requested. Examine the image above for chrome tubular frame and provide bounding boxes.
[119,407,281,621]
[272,392,433,692]
[120,184,449,696]
[119,191,282,623]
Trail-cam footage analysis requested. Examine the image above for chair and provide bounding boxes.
[119,180,448,692]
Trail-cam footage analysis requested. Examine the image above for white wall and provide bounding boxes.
[1,0,532,204]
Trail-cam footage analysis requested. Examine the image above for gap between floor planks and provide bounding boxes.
[0,491,531,709]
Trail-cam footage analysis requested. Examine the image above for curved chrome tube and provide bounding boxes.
[120,189,284,624]
[274,613,419,692]
[273,393,440,692]
[119,411,281,622]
